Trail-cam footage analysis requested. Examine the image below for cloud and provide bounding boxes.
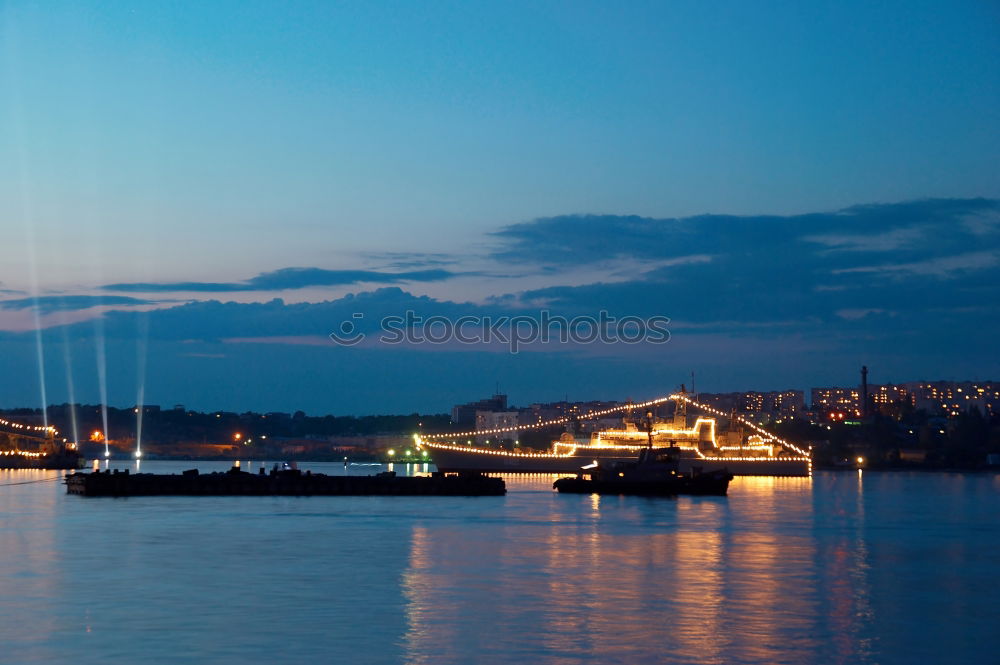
[363,251,460,270]
[0,282,23,296]
[1,287,993,415]
[490,198,1000,269]
[833,250,1000,277]
[803,226,929,252]
[485,199,1000,344]
[0,295,166,314]
[59,197,996,347]
[44,288,491,343]
[835,308,889,320]
[102,266,466,293]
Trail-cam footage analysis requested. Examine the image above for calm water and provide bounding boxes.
[1,462,998,665]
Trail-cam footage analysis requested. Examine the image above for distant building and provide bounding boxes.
[451,394,507,425]
[698,390,804,421]
[475,410,520,444]
[811,387,862,420]
[767,391,805,419]
[808,375,999,421]
[519,406,559,426]
[697,393,739,413]
[902,381,999,417]
[869,384,914,413]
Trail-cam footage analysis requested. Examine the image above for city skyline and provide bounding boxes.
[2,370,997,419]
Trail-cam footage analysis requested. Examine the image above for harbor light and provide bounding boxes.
[856,456,865,465]
[387,448,395,457]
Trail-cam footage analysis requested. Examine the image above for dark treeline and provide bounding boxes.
[0,404,453,444]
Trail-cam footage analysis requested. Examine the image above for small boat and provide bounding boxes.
[553,446,733,497]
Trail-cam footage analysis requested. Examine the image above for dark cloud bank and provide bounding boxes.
[1,198,997,413]
[0,295,168,314]
[102,267,464,293]
[494,198,1000,329]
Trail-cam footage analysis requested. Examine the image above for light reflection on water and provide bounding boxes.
[0,464,997,664]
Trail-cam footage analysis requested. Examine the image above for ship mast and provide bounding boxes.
[673,384,688,429]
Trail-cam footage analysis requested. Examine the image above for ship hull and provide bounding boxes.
[0,451,82,470]
[428,446,633,474]
[426,445,809,476]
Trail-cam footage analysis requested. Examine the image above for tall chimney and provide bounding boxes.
[861,365,869,419]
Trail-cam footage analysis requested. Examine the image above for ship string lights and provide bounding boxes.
[417,392,809,461]
[0,418,62,459]
[420,395,677,441]
[415,438,809,467]
[0,417,58,435]
[672,394,810,457]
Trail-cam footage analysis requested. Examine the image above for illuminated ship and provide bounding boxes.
[0,416,82,469]
[418,393,811,477]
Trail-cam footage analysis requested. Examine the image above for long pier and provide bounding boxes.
[65,467,506,497]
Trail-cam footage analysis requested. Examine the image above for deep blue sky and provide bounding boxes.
[1,2,998,413]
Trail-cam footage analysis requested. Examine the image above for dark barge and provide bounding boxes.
[65,467,505,497]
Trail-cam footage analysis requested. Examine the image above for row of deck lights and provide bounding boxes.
[424,396,678,441]
[0,417,58,436]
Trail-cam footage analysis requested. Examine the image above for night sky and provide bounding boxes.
[2,2,998,413]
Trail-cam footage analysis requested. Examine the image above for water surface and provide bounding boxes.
[1,463,997,664]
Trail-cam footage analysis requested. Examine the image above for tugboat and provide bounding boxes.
[553,446,733,497]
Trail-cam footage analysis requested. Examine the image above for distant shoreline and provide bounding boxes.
[92,456,1000,474]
